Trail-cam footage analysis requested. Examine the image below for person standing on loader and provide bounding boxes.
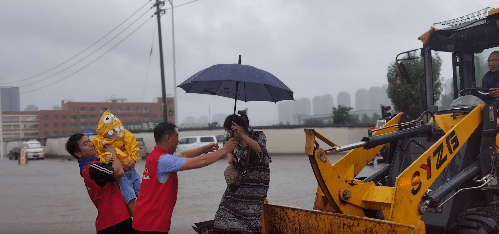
[481,51,499,104]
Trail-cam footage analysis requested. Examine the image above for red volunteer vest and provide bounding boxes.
[82,161,130,231]
[133,146,179,232]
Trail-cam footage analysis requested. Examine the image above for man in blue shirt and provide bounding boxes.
[481,51,499,105]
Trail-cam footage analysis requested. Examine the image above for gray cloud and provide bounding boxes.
[1,0,497,126]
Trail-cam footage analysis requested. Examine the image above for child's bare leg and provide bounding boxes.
[127,198,136,217]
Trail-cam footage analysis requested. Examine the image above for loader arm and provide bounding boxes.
[305,113,402,216]
[305,104,483,228]
[390,105,482,225]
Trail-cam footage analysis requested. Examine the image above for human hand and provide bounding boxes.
[105,154,114,163]
[490,88,499,98]
[223,138,236,154]
[231,122,244,139]
[227,152,236,165]
[204,143,219,154]
[125,159,136,170]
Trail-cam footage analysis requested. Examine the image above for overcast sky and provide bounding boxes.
[1,0,497,126]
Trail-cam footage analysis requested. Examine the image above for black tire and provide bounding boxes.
[447,207,499,234]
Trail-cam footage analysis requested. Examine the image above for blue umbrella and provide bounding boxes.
[178,56,294,117]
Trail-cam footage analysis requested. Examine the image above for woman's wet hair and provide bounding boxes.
[224,112,249,132]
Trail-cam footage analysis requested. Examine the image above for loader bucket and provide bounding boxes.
[262,203,425,234]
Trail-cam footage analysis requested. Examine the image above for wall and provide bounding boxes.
[2,126,370,157]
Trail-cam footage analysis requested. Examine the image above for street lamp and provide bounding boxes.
[168,0,178,125]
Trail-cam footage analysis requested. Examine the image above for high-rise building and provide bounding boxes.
[1,87,20,111]
[278,101,294,124]
[278,98,311,125]
[368,86,383,110]
[355,89,368,111]
[313,95,334,115]
[337,92,351,108]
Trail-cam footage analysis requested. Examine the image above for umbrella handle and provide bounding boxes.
[232,81,239,137]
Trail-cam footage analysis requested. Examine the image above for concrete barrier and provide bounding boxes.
[3,126,371,158]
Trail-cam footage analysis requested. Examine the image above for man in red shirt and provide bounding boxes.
[133,122,236,234]
[66,133,134,234]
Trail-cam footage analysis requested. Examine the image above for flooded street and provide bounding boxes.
[0,155,385,233]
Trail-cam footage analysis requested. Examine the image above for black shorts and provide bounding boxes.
[97,218,134,234]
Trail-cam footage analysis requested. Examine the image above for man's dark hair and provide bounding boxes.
[490,51,499,57]
[223,114,249,132]
[154,122,177,144]
[66,133,84,159]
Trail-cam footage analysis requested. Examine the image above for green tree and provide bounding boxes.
[332,105,357,124]
[370,112,381,123]
[440,89,454,110]
[387,52,443,120]
[208,122,219,128]
[361,114,370,123]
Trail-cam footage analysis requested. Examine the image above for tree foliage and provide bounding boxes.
[208,122,219,128]
[475,54,488,87]
[440,89,454,110]
[332,105,356,124]
[387,52,443,120]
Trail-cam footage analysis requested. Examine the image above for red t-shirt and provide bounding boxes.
[133,146,180,232]
[82,161,130,231]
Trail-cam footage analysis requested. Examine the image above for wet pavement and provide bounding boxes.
[0,154,385,233]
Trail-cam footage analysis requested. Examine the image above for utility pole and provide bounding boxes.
[168,0,178,126]
[154,0,168,123]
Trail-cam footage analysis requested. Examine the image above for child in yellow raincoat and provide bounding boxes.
[92,110,141,216]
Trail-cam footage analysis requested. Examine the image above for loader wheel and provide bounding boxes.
[447,207,499,234]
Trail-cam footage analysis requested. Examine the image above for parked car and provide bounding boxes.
[22,140,44,160]
[137,138,148,160]
[177,135,222,153]
[8,146,22,160]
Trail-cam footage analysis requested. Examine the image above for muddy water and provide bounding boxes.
[0,155,384,233]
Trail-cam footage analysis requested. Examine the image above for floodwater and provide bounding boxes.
[0,154,385,233]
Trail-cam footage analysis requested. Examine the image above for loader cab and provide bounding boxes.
[421,8,499,111]
[390,8,499,233]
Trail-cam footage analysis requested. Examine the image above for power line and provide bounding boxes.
[0,1,152,85]
[142,26,157,102]
[166,0,202,9]
[21,16,154,94]
[17,7,153,88]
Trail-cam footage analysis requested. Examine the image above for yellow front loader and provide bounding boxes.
[262,7,499,234]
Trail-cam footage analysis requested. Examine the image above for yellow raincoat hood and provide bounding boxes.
[96,110,125,139]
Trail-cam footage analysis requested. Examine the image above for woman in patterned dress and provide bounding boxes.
[213,113,271,234]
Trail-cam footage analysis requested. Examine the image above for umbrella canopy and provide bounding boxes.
[178,64,294,103]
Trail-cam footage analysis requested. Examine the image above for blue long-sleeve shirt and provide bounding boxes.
[481,71,499,104]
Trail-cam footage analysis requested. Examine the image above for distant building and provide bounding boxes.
[368,86,383,110]
[1,87,20,112]
[355,86,391,112]
[278,98,311,125]
[1,111,39,141]
[2,96,174,140]
[278,101,294,124]
[337,92,351,107]
[355,89,368,111]
[313,95,334,115]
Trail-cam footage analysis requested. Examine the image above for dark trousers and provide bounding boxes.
[97,218,134,234]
